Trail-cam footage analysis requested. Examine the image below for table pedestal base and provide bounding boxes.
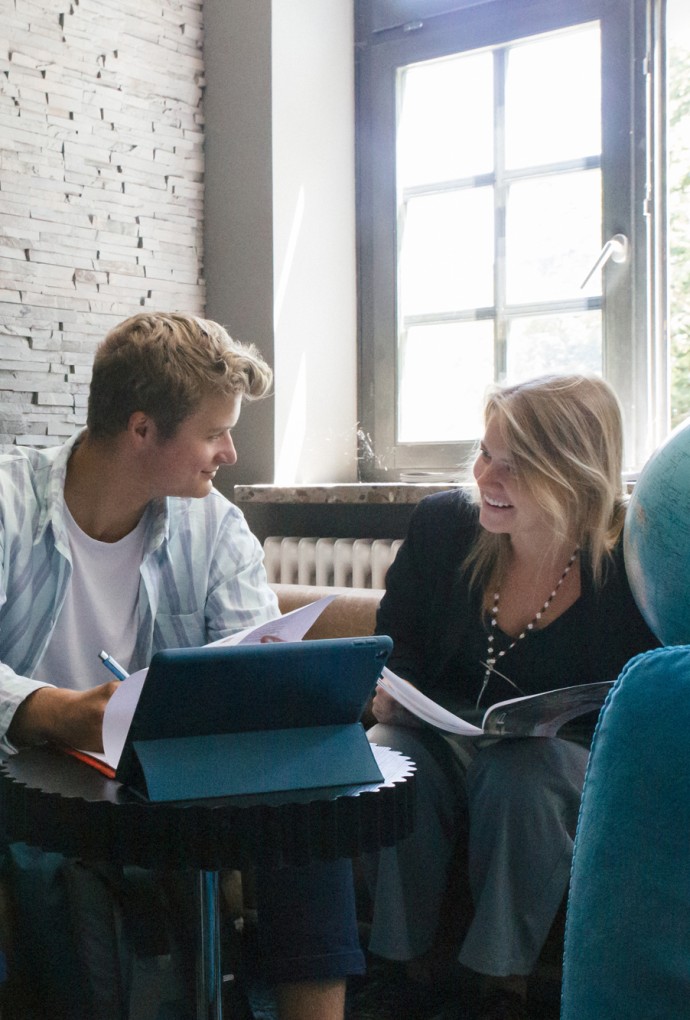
[196,870,222,1019]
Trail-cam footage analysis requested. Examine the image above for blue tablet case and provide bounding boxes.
[115,635,392,802]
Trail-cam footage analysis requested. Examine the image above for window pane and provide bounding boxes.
[400,188,494,316]
[398,321,493,442]
[505,311,602,381]
[505,24,601,170]
[506,170,602,305]
[398,51,494,188]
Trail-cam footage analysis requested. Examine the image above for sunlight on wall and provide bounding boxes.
[274,186,305,328]
[271,0,357,484]
[275,353,308,483]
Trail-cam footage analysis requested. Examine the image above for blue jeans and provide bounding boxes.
[6,845,364,1018]
[257,857,365,983]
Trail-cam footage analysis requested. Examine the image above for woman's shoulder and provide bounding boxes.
[413,487,479,528]
[406,488,480,560]
[586,529,645,613]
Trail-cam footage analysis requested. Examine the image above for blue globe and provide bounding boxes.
[624,416,690,646]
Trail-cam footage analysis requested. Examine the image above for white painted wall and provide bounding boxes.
[272,0,358,483]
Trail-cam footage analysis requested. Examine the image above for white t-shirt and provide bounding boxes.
[33,506,147,690]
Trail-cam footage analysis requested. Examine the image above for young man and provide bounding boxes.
[0,312,363,1020]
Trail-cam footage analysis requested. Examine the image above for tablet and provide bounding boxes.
[115,635,392,801]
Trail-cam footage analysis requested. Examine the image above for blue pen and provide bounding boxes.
[98,650,129,682]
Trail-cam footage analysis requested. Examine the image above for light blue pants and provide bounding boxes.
[367,724,588,976]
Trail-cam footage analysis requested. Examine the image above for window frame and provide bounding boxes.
[355,0,658,480]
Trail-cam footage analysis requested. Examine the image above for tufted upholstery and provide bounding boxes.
[562,645,690,1019]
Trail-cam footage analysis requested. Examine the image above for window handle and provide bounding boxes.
[580,233,629,289]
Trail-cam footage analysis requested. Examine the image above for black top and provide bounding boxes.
[376,489,660,733]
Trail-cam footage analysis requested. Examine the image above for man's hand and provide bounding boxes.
[371,686,420,727]
[7,681,120,752]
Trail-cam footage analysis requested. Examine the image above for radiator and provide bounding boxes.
[263,536,403,589]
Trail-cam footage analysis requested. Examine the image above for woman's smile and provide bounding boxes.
[483,494,514,510]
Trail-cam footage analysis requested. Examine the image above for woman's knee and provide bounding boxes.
[367,722,423,759]
[368,723,467,830]
[467,738,588,819]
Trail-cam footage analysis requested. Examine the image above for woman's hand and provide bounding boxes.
[7,681,120,752]
[371,686,421,727]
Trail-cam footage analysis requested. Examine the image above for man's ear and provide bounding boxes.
[128,411,154,445]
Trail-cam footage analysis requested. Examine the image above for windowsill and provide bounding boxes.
[234,482,460,505]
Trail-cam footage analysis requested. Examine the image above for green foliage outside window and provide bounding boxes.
[669,48,690,427]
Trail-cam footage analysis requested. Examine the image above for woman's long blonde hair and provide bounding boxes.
[465,374,626,592]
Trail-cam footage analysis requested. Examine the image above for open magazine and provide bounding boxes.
[377,667,613,738]
[64,595,339,777]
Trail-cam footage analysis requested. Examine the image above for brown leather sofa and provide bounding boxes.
[271,583,384,639]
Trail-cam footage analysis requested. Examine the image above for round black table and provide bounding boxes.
[0,744,415,1019]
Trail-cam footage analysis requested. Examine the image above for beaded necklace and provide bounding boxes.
[477,547,579,709]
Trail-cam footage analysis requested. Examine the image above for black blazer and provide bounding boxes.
[376,489,660,730]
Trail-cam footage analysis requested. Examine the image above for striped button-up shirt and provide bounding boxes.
[0,431,279,752]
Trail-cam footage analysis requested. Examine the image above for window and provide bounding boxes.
[356,0,659,480]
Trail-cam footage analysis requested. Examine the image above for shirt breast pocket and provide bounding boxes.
[153,611,207,650]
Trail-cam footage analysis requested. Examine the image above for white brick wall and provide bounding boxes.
[0,0,205,448]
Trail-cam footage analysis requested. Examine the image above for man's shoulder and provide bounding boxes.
[0,443,40,469]
[0,443,59,490]
[0,444,72,541]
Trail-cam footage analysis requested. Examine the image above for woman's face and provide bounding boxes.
[473,416,548,544]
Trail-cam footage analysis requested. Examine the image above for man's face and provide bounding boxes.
[146,391,242,499]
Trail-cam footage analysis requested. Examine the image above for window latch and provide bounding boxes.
[580,233,629,289]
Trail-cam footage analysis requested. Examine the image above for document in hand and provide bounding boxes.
[377,667,614,738]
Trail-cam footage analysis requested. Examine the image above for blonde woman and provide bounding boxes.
[365,375,659,1020]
